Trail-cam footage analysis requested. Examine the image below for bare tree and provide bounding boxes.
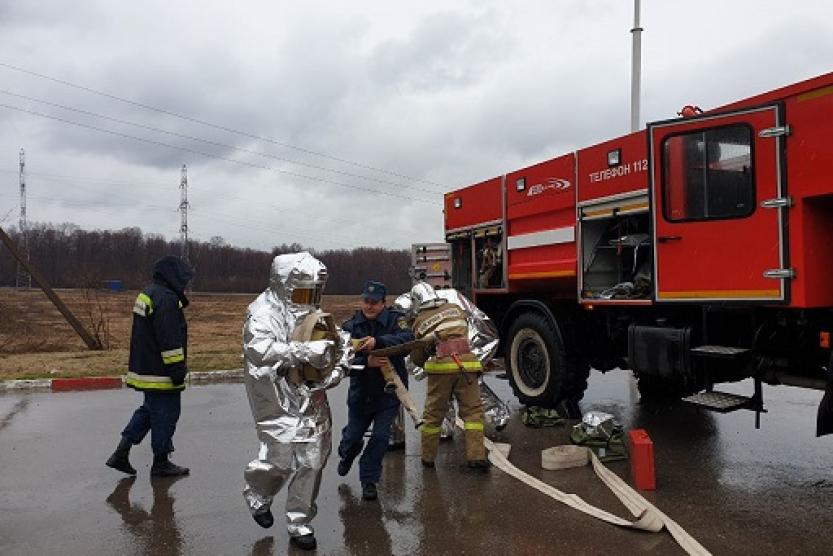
[0,223,411,294]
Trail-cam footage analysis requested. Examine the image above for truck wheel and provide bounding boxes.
[507,312,588,416]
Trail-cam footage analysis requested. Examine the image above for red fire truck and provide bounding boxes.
[442,71,833,428]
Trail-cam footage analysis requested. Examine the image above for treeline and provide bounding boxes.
[0,223,412,295]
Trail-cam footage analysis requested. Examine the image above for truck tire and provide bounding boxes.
[506,312,588,417]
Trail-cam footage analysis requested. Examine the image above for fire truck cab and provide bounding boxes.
[443,72,833,427]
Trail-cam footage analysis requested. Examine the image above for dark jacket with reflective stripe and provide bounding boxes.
[342,307,413,412]
[127,256,192,392]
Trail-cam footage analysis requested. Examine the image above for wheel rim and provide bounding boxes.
[511,328,550,397]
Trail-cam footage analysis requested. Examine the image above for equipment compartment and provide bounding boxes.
[579,194,652,301]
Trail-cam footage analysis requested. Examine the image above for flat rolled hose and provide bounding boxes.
[542,445,590,470]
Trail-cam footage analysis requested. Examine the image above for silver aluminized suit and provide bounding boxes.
[242,252,350,538]
[390,288,509,443]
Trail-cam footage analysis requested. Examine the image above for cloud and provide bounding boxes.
[1,1,832,252]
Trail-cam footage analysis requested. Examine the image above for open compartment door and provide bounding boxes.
[649,105,788,302]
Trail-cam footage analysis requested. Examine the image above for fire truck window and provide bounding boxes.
[662,124,754,222]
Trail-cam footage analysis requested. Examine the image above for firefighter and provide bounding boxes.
[410,281,490,471]
[389,288,508,446]
[336,281,414,501]
[241,252,349,552]
[106,255,193,478]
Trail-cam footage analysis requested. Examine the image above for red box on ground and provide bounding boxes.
[628,428,656,490]
[52,376,123,392]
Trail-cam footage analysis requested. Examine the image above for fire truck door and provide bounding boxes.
[650,105,787,302]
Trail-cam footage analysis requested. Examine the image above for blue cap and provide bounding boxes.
[361,280,386,301]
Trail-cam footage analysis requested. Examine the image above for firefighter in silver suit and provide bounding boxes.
[242,252,350,552]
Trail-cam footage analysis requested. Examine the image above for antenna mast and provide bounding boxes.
[179,164,189,263]
[630,0,643,132]
[16,147,31,288]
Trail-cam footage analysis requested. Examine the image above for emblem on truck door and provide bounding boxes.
[527,178,572,197]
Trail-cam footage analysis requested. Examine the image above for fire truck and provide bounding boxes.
[442,71,833,427]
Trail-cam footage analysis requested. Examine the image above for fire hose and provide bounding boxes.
[456,418,711,556]
[365,340,432,429]
[378,360,423,428]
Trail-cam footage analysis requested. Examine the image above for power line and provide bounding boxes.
[0,190,364,251]
[0,190,176,213]
[0,102,437,204]
[0,89,445,195]
[187,212,359,251]
[0,180,376,250]
[0,168,172,190]
[0,61,446,189]
[0,168,399,230]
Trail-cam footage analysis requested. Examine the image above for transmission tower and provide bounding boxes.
[15,147,31,288]
[179,164,189,263]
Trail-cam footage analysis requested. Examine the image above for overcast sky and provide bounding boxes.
[0,1,831,252]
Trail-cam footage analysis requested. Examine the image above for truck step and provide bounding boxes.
[682,391,753,412]
[690,345,750,359]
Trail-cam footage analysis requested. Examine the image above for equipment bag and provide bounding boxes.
[522,406,564,428]
[570,424,628,463]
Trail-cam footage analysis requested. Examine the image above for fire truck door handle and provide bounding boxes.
[657,235,682,243]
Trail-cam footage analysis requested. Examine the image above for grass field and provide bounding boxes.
[0,288,360,380]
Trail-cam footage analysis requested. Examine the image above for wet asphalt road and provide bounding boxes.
[1,372,831,556]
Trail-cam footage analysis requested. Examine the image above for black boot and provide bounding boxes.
[361,482,378,501]
[252,509,274,529]
[106,437,137,475]
[290,533,317,551]
[467,459,491,473]
[150,453,189,477]
[337,455,355,477]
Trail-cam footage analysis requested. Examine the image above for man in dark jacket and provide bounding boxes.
[337,281,413,501]
[106,255,193,477]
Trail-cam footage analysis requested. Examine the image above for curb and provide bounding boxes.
[0,369,245,393]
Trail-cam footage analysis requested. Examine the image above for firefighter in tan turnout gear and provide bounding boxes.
[409,281,489,471]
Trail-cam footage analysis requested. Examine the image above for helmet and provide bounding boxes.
[269,252,327,308]
[410,281,443,314]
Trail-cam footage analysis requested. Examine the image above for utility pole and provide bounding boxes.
[16,147,31,288]
[179,164,189,263]
[1,225,102,350]
[630,0,643,132]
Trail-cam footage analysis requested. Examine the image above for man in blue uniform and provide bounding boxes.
[337,281,413,501]
[106,255,193,477]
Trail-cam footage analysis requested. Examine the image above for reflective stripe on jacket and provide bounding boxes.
[127,282,188,392]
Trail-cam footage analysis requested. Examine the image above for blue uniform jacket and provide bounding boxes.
[127,257,192,392]
[342,307,414,412]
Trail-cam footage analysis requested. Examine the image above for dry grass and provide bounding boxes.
[0,288,360,380]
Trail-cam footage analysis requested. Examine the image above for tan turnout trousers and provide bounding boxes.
[421,373,485,462]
